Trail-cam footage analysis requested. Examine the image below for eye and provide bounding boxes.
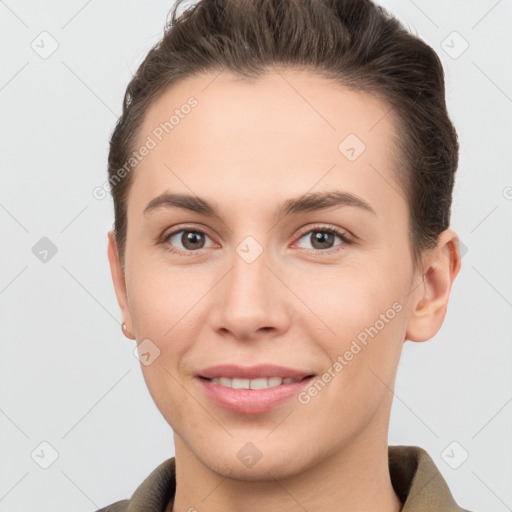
[160,224,351,256]
[293,225,351,253]
[163,227,216,254]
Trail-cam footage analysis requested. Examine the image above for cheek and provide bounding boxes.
[295,262,407,338]
[296,266,407,397]
[127,264,201,422]
[126,264,203,413]
[127,258,203,338]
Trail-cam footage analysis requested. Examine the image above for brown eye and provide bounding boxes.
[165,229,214,252]
[295,227,350,252]
[310,231,336,250]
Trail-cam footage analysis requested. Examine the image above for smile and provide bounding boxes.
[206,376,302,389]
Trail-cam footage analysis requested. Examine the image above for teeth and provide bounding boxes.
[249,377,270,389]
[209,376,300,389]
[232,378,250,389]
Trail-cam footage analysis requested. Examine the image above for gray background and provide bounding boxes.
[1,0,511,511]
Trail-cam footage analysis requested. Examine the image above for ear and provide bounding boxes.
[107,230,135,339]
[405,229,462,343]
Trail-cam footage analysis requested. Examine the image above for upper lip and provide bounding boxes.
[198,364,315,380]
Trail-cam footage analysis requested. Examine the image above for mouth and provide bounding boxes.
[195,364,316,414]
[198,363,315,379]
[198,374,314,390]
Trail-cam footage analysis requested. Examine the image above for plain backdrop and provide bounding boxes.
[1,1,511,511]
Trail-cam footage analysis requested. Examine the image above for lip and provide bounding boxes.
[196,364,315,415]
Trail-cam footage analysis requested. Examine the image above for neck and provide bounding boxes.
[171,420,402,512]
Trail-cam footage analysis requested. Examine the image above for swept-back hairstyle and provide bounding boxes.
[107,0,459,271]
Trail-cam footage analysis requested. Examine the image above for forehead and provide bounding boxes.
[128,68,404,217]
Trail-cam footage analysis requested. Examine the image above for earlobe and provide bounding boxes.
[107,231,135,339]
[405,229,462,343]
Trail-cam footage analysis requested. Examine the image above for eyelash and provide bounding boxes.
[160,223,352,256]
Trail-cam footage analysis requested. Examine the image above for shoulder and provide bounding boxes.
[388,445,479,512]
[93,457,175,512]
[93,499,130,512]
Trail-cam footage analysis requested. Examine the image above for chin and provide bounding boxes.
[196,441,322,482]
[209,456,302,482]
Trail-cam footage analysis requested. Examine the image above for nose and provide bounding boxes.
[209,243,290,342]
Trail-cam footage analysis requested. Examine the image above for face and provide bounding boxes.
[109,69,432,480]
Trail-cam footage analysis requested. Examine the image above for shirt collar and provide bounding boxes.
[388,445,471,511]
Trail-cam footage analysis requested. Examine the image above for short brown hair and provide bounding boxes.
[108,0,459,272]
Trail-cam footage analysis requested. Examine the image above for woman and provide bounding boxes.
[99,0,474,510]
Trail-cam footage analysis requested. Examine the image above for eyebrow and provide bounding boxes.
[143,190,376,220]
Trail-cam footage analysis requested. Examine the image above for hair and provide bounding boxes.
[107,0,459,273]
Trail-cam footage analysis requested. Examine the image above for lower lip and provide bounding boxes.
[197,376,314,414]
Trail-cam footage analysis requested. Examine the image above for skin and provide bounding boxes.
[107,68,461,512]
